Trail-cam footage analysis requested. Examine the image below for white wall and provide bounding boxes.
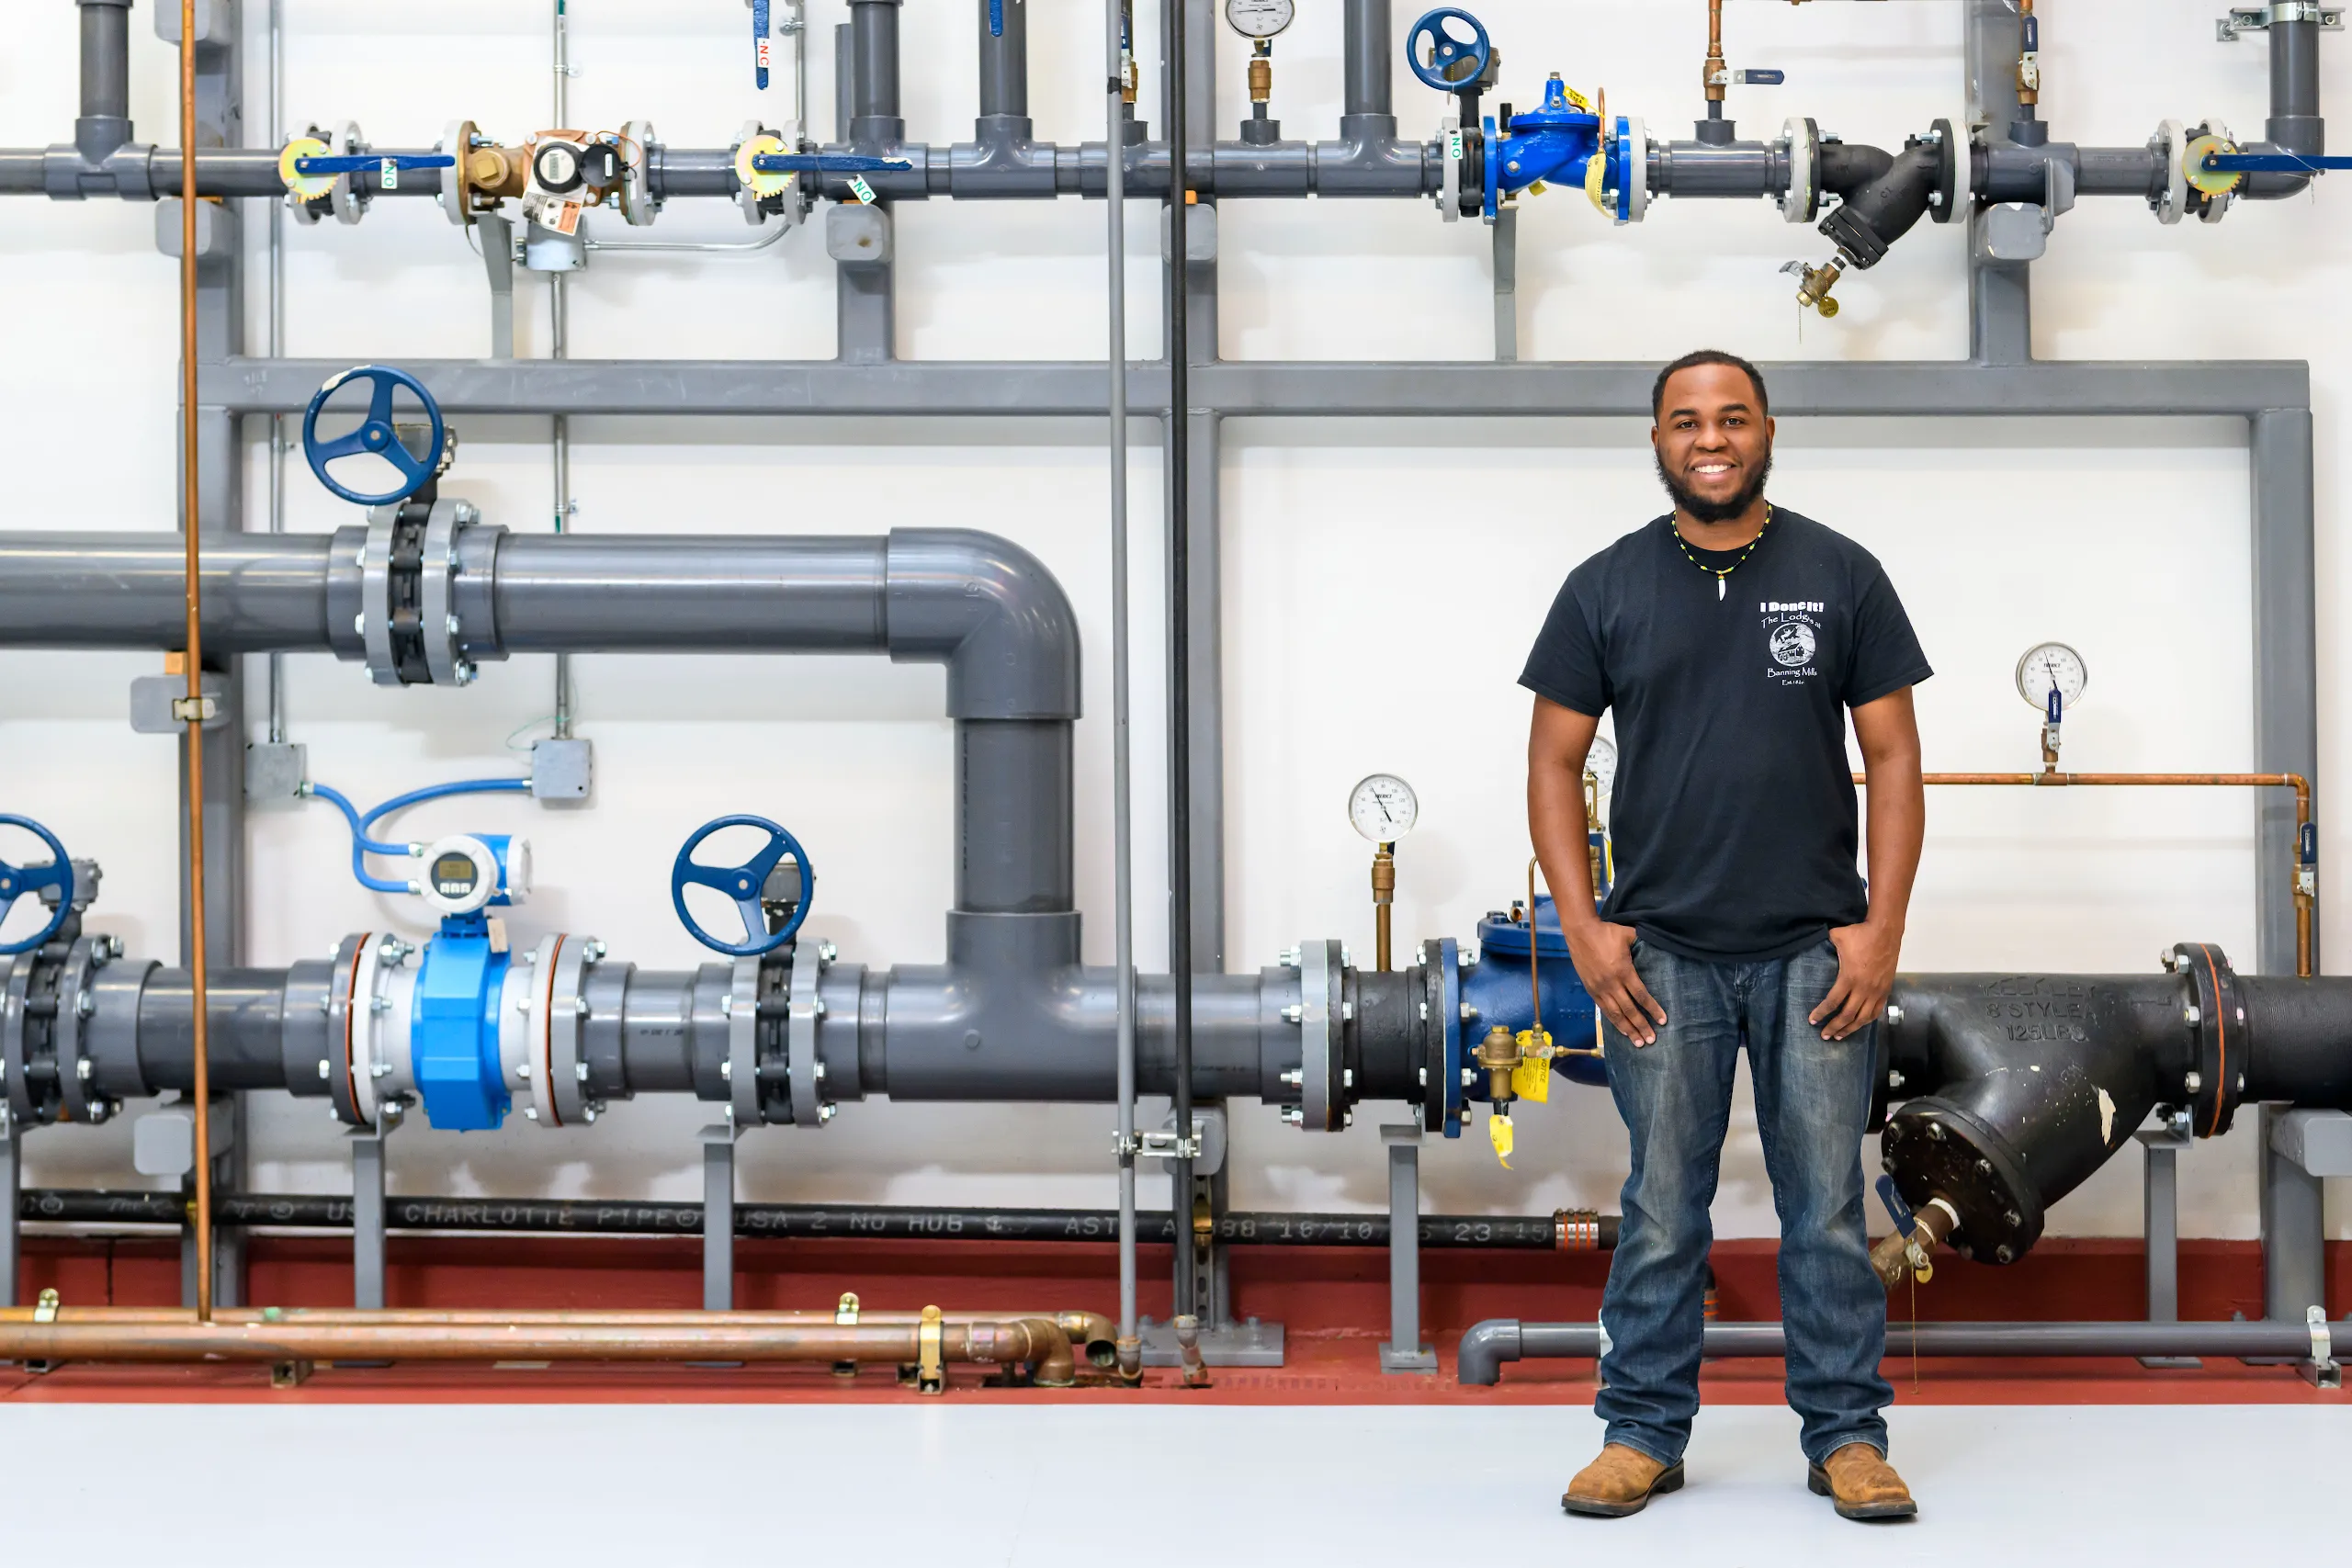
[0,0,2343,1242]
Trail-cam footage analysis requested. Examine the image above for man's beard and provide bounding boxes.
[1656,446,1773,525]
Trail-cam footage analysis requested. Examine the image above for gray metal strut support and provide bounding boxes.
[1965,0,2033,366]
[349,1122,388,1309]
[0,1118,18,1309]
[702,1123,738,1312]
[2136,1122,2201,1369]
[1379,1124,1436,1372]
[196,356,2310,419]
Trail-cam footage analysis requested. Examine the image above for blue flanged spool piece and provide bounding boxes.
[0,814,74,956]
[1460,897,1609,1100]
[302,364,447,507]
[1405,8,1490,94]
[411,912,513,1131]
[672,815,814,957]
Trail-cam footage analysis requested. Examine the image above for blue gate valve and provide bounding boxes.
[302,365,447,507]
[672,816,815,957]
[1406,8,1491,94]
[0,815,74,956]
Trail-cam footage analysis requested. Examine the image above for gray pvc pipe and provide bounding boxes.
[1342,0,1395,135]
[850,0,906,150]
[1456,1318,2351,1385]
[979,0,1029,121]
[0,532,336,650]
[75,0,133,165]
[2269,16,2324,152]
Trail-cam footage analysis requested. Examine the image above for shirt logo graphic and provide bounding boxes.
[1770,622,1817,668]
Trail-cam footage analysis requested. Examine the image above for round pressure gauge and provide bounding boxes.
[2015,641,2088,713]
[1224,0,1296,39]
[1349,773,1419,844]
[1585,735,1618,801]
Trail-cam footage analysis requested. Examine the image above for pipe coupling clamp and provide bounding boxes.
[356,502,501,688]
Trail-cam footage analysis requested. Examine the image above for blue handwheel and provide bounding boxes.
[1407,8,1491,94]
[0,815,74,956]
[671,815,815,957]
[302,365,447,507]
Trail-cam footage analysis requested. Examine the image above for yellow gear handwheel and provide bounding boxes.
[278,136,334,201]
[2185,134,2244,197]
[734,134,793,200]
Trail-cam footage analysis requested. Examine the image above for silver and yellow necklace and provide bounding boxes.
[1672,503,1773,600]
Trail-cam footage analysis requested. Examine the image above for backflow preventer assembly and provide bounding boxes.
[1,2,2349,1381]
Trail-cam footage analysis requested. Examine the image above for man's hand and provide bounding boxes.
[1564,919,1667,1046]
[1809,920,1902,1041]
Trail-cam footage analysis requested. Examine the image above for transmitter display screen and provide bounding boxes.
[433,852,481,898]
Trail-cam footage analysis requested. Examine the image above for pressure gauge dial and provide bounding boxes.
[2015,641,2087,713]
[1350,773,1419,844]
[1584,735,1618,801]
[1225,0,1296,39]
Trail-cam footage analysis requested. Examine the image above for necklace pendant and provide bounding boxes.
[1718,576,1726,601]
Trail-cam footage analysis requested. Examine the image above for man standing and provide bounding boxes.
[1523,351,1931,1523]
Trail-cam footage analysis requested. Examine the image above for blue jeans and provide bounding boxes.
[1595,939,1891,1468]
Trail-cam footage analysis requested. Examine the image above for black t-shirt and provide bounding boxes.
[1521,507,1933,964]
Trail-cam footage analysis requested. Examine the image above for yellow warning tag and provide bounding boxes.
[1489,1109,1514,1168]
[1511,1030,1552,1103]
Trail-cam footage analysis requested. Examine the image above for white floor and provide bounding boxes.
[3,1402,2342,1565]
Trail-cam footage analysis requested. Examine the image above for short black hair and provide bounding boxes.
[1652,350,1770,423]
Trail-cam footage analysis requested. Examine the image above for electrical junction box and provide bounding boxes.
[531,738,594,802]
[245,741,308,807]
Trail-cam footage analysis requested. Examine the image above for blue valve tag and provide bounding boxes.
[849,175,877,206]
[990,0,1005,39]
[2302,822,2320,865]
[1735,69,1786,85]
[2046,688,2063,725]
[1875,1174,1918,1239]
[753,0,772,89]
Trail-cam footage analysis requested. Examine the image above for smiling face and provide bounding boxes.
[1652,361,1777,526]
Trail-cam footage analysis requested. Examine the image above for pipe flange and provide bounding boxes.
[345,931,382,1126]
[439,119,480,227]
[1416,942,1448,1134]
[787,944,825,1128]
[1781,117,1819,223]
[357,510,403,687]
[728,954,763,1127]
[417,499,475,687]
[619,119,662,226]
[521,934,564,1128]
[2153,118,2189,225]
[1927,117,1962,224]
[548,935,594,1126]
[0,955,28,1126]
[1881,1096,2046,1264]
[1621,117,1650,224]
[341,932,416,1127]
[323,934,366,1124]
[329,119,371,226]
[52,936,107,1125]
[1437,937,1465,1138]
[2170,942,2248,1137]
[1295,939,1343,1132]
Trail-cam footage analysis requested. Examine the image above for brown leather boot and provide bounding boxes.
[1561,1443,1684,1518]
[1807,1443,1917,1521]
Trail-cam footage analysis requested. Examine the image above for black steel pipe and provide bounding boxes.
[75,0,133,165]
[17,1190,1616,1250]
[1458,1317,2349,1384]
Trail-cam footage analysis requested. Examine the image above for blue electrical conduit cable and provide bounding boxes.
[305,777,531,894]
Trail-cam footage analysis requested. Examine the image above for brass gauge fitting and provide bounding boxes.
[1476,1024,1522,1106]
[1250,44,1272,105]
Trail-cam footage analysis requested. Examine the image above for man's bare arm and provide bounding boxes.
[1529,695,1666,1044]
[1808,687,1926,1040]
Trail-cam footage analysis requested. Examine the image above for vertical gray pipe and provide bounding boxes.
[551,0,575,739]
[1342,0,1395,136]
[1105,0,1140,1358]
[979,0,1029,120]
[2268,17,2324,153]
[266,0,287,745]
[75,0,134,164]
[834,23,854,144]
[850,1,906,149]
[956,723,1075,915]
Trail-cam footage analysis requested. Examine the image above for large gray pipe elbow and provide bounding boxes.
[1456,1318,1522,1385]
[2245,16,2325,198]
[886,530,1080,722]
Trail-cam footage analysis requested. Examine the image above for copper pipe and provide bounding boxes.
[1855,772,2316,979]
[176,0,215,1323]
[1704,0,1726,103]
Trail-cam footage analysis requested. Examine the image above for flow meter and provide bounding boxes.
[1225,0,1295,38]
[417,833,530,918]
